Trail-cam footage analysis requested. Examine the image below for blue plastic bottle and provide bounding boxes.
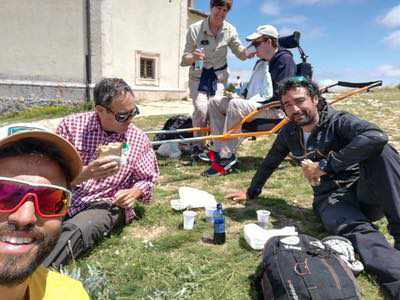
[213,203,226,244]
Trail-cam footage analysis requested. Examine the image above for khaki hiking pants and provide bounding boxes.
[189,78,224,136]
[208,96,284,158]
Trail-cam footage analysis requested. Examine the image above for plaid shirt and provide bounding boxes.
[56,112,159,224]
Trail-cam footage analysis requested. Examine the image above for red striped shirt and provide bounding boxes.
[56,112,159,223]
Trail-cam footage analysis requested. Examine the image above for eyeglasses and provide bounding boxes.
[0,177,71,218]
[252,39,268,48]
[106,107,140,123]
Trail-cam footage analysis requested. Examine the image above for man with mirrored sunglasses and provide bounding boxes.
[0,124,89,299]
[0,177,71,219]
[42,78,159,269]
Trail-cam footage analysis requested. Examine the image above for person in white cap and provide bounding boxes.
[202,24,296,177]
[0,124,89,299]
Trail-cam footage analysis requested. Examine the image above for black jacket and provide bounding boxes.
[269,48,296,101]
[247,103,389,199]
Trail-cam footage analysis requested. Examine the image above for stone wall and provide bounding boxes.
[0,84,87,115]
[0,83,188,115]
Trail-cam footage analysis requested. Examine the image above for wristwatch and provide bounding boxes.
[318,159,330,174]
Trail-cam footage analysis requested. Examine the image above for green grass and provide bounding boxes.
[63,87,400,299]
[0,102,93,125]
[7,88,400,299]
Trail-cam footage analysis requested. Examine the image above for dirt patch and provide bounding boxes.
[130,225,170,242]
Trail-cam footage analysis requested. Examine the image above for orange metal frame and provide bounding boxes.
[150,81,382,144]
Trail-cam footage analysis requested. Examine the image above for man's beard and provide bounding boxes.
[291,111,317,126]
[0,224,61,286]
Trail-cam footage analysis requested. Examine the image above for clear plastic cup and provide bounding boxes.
[183,210,197,230]
[256,210,271,229]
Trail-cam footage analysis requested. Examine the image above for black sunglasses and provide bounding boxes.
[252,39,268,48]
[106,106,140,123]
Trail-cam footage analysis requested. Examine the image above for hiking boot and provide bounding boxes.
[201,155,238,177]
[191,145,217,162]
[190,145,206,160]
[198,149,217,162]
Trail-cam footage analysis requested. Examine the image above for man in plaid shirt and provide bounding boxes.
[43,78,159,269]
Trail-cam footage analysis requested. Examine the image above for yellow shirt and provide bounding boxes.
[27,266,90,300]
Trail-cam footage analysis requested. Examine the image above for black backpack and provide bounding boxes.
[153,115,193,149]
[261,234,361,300]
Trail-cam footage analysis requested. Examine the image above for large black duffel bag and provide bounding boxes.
[261,234,361,300]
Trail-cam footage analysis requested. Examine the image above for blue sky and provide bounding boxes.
[194,0,400,86]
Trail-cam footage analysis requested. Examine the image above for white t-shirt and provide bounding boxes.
[245,60,273,107]
[303,131,311,146]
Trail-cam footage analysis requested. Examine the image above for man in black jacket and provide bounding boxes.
[227,77,400,298]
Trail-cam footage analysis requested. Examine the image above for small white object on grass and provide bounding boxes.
[243,224,298,250]
[178,187,217,209]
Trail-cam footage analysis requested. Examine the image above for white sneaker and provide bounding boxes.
[322,236,364,275]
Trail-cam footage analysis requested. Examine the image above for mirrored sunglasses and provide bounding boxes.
[107,107,140,123]
[0,177,71,218]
